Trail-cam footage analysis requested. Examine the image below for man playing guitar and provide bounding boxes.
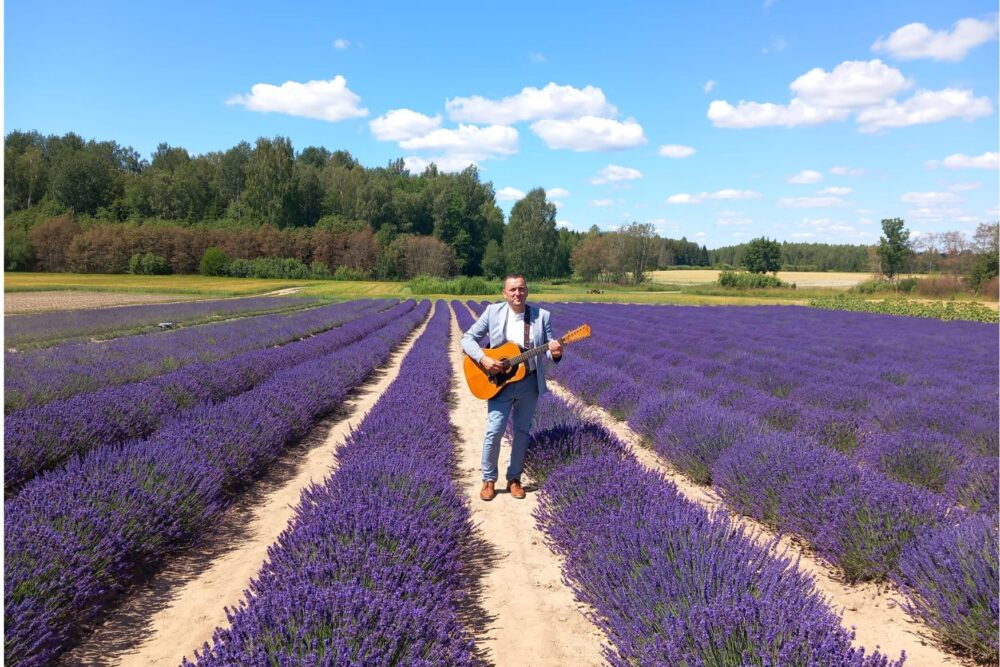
[461,275,563,501]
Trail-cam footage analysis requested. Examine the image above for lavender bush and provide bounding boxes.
[5,299,391,412]
[896,514,998,664]
[5,295,318,348]
[527,397,903,666]
[5,300,418,493]
[4,302,430,666]
[190,303,484,666]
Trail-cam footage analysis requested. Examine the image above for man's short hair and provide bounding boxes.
[502,274,527,290]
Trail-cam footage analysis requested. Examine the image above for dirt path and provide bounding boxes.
[3,291,201,313]
[547,383,967,667]
[448,305,607,667]
[62,303,436,667]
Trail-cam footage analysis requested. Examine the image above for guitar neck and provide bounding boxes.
[507,335,571,366]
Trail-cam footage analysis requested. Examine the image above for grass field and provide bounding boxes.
[5,272,996,311]
[649,269,877,287]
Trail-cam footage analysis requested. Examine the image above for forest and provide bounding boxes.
[5,130,982,281]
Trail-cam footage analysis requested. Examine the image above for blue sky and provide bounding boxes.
[5,0,998,247]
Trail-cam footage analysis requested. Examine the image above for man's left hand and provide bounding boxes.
[548,339,563,359]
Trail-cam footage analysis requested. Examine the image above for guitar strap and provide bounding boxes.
[523,305,531,372]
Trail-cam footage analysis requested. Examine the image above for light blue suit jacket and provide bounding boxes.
[461,301,560,396]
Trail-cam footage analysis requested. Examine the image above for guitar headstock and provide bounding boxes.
[560,324,592,345]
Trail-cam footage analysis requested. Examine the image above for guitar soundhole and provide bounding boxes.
[490,364,518,386]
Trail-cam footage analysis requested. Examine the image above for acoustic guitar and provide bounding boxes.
[463,324,591,399]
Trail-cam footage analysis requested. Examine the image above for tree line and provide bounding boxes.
[7,130,992,282]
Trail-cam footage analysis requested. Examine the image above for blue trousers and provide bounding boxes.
[481,376,539,482]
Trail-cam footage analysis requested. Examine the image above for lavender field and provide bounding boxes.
[4,297,997,666]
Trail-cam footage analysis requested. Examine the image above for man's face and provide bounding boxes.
[503,277,528,310]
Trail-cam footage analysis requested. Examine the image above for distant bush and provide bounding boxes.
[225,257,313,279]
[851,278,893,294]
[912,275,967,298]
[980,276,999,301]
[199,247,230,277]
[333,265,367,281]
[128,252,172,275]
[408,275,504,295]
[718,270,787,289]
[896,277,918,293]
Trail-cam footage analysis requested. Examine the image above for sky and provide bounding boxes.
[4,1,999,248]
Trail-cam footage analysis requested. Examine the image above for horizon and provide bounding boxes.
[5,1,998,247]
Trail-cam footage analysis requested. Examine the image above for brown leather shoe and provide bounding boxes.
[480,481,496,501]
[507,479,526,499]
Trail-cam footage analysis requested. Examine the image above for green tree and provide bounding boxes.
[967,222,999,291]
[244,136,296,227]
[503,188,557,279]
[620,222,658,284]
[481,239,505,278]
[199,246,230,276]
[876,217,912,282]
[741,237,782,274]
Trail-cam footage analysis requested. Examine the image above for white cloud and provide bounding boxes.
[532,116,646,151]
[818,186,853,195]
[717,212,753,225]
[333,38,350,50]
[762,37,788,54]
[227,75,368,121]
[667,193,704,204]
[900,191,962,205]
[369,109,442,141]
[546,187,571,199]
[704,80,716,93]
[708,98,849,128]
[556,219,571,228]
[925,151,999,169]
[872,16,999,62]
[399,124,518,158]
[658,144,696,158]
[830,165,866,176]
[667,190,761,204]
[529,52,547,63]
[948,182,981,192]
[590,164,643,185]
[590,199,615,207]
[446,82,616,124]
[712,189,762,200]
[708,58,992,133]
[787,169,823,184]
[789,59,910,109]
[856,88,992,133]
[402,155,478,174]
[907,206,965,221]
[777,196,846,208]
[496,187,526,201]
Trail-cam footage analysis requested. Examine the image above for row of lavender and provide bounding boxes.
[5,295,318,348]
[533,301,997,663]
[524,392,903,665]
[544,301,996,515]
[4,301,430,667]
[5,298,390,412]
[188,302,484,665]
[5,300,417,493]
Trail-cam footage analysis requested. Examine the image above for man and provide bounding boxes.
[461,274,563,501]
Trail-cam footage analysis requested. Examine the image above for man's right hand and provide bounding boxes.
[480,356,505,374]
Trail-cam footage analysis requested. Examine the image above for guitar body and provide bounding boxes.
[463,342,528,400]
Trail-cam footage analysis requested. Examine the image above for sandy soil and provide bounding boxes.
[547,384,968,667]
[4,291,199,313]
[61,304,435,667]
[448,306,607,667]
